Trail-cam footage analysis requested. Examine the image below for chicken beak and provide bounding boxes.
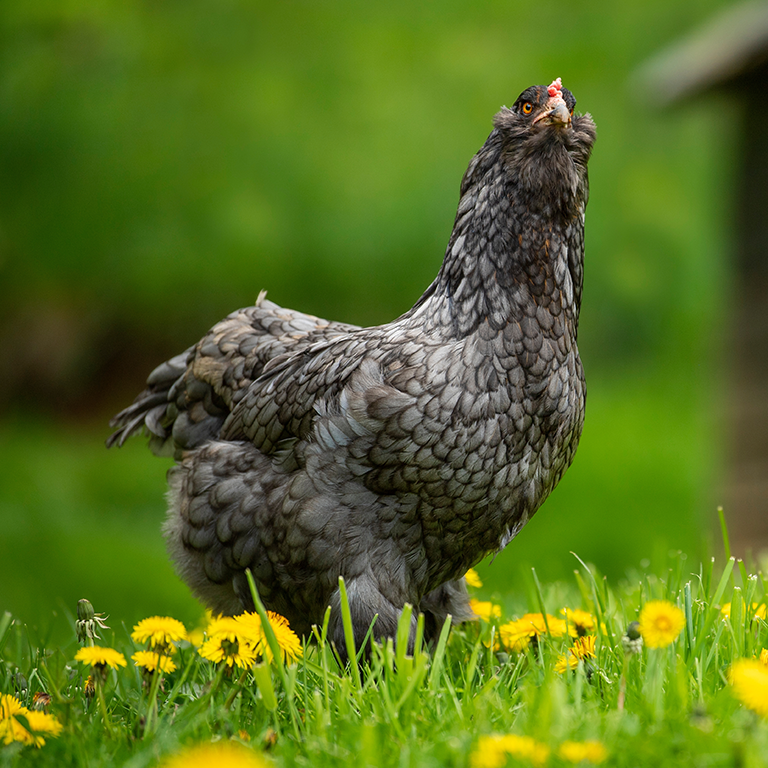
[533,101,571,128]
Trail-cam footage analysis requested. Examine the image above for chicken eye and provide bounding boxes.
[521,102,533,115]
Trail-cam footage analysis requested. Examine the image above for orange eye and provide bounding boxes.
[522,102,533,115]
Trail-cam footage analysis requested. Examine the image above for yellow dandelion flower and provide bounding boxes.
[206,615,241,639]
[470,599,502,623]
[555,653,579,674]
[555,635,597,674]
[20,711,63,748]
[561,608,597,636]
[160,741,267,768]
[572,634,597,660]
[729,658,768,717]
[465,569,483,589]
[199,617,257,668]
[471,734,549,768]
[132,650,177,674]
[0,695,30,746]
[0,693,25,720]
[234,611,302,663]
[199,635,257,668]
[637,601,685,649]
[0,715,31,747]
[131,616,187,648]
[759,649,768,667]
[721,602,767,621]
[558,740,608,764]
[499,613,567,652]
[74,645,127,670]
[498,620,534,652]
[0,695,62,748]
[264,613,303,663]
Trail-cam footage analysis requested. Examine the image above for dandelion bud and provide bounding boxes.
[263,728,278,749]
[76,599,110,644]
[621,621,643,654]
[77,598,95,622]
[32,691,52,712]
[84,675,96,700]
[14,672,28,696]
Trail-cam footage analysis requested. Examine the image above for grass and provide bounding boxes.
[2,549,768,767]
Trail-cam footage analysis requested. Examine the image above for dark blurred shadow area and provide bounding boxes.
[0,0,751,631]
[638,0,768,559]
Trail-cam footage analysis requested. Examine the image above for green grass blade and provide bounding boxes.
[337,576,363,691]
[693,557,735,658]
[530,567,550,634]
[396,603,413,672]
[428,615,452,691]
[0,612,14,656]
[718,507,731,561]
[245,568,302,738]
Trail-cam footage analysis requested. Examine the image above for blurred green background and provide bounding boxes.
[0,0,737,638]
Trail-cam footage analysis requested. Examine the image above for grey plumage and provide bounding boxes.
[108,80,596,652]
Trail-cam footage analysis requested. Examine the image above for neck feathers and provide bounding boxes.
[412,113,593,339]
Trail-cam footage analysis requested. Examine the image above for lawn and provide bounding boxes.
[1,546,767,767]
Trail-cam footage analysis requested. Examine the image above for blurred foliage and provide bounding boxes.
[0,0,739,629]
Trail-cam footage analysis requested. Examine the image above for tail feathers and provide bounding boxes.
[106,349,191,451]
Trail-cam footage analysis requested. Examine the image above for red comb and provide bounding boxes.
[547,78,563,97]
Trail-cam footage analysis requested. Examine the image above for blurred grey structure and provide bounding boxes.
[639,1,768,556]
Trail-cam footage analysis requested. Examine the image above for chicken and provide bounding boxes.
[108,78,596,652]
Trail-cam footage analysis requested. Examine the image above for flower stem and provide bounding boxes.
[224,668,249,710]
[95,679,116,739]
[143,668,162,737]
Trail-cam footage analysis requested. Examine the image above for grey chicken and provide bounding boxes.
[109,78,596,652]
